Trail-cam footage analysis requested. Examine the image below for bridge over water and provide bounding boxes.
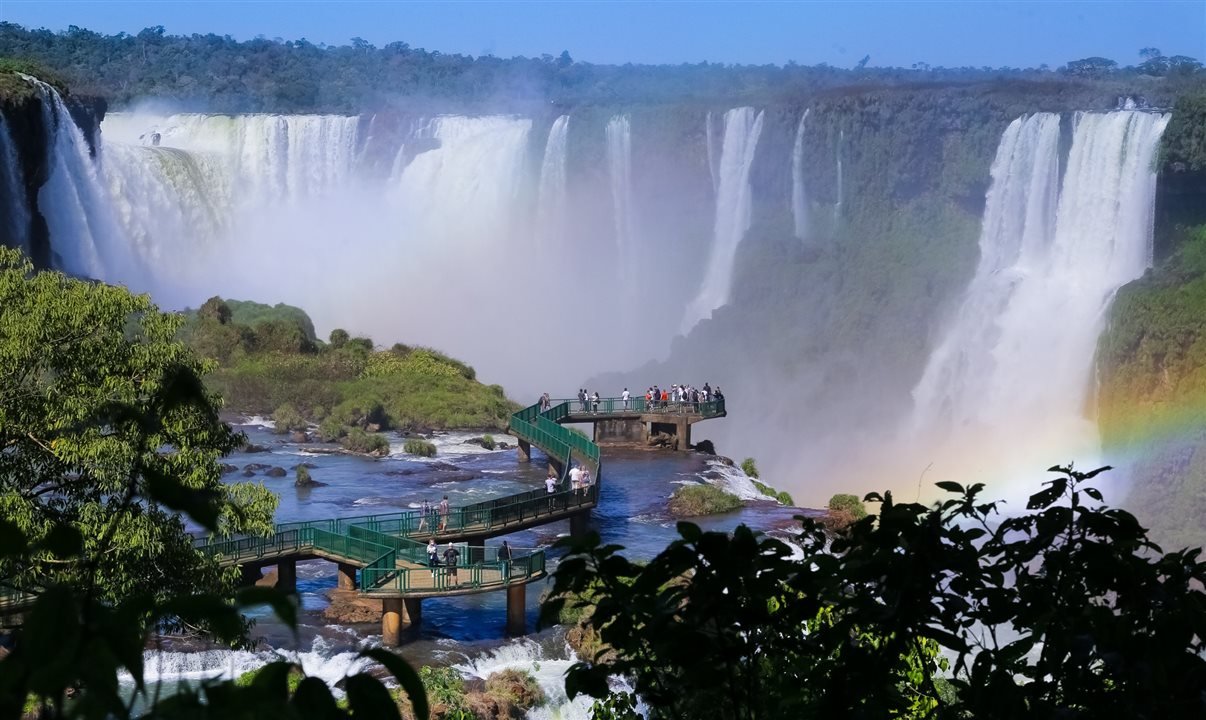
[1,396,725,645]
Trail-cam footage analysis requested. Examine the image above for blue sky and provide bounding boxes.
[0,1,1201,68]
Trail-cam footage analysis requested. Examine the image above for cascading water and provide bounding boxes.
[23,74,129,280]
[833,128,844,229]
[705,110,721,195]
[535,115,569,246]
[791,109,810,239]
[680,106,764,333]
[909,110,1170,498]
[606,114,636,289]
[0,112,30,254]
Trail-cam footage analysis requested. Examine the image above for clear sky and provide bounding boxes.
[0,0,1202,69]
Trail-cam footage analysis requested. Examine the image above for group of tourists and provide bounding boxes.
[634,381,723,411]
[546,463,594,505]
[416,495,451,533]
[575,389,602,413]
[423,537,514,587]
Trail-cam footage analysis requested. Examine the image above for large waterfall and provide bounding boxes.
[681,106,764,333]
[606,115,636,289]
[791,109,810,239]
[0,114,29,255]
[536,115,569,247]
[910,111,1170,497]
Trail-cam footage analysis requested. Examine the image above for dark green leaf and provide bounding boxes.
[360,648,428,720]
[344,673,401,720]
[291,676,342,720]
[38,524,82,559]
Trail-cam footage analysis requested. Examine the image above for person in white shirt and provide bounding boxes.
[546,470,558,510]
[569,464,583,496]
[622,388,630,409]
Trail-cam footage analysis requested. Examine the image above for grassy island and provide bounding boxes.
[178,296,518,434]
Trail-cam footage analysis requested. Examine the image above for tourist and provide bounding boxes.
[442,543,460,586]
[592,391,601,413]
[579,389,588,412]
[427,539,439,578]
[498,540,512,576]
[569,463,583,497]
[546,469,558,510]
[417,499,431,532]
[622,387,630,410]
[581,466,593,495]
[540,392,551,412]
[439,495,450,532]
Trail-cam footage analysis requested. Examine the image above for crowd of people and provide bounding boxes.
[547,384,724,414]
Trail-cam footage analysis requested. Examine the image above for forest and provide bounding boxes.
[0,22,1202,112]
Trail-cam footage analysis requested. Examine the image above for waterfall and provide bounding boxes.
[791,109,810,239]
[705,110,721,195]
[535,115,569,245]
[606,115,636,287]
[22,74,128,280]
[680,106,764,333]
[0,113,30,255]
[833,128,844,229]
[910,111,1170,494]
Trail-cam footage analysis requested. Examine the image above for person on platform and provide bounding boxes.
[442,543,460,586]
[546,469,558,510]
[570,463,583,496]
[418,499,431,532]
[622,387,630,410]
[592,391,601,413]
[427,539,439,578]
[438,495,450,532]
[499,540,513,576]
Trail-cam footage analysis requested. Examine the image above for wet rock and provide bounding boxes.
[220,463,239,475]
[365,423,382,433]
[385,468,418,476]
[289,431,309,443]
[243,443,270,453]
[322,590,383,624]
[265,467,287,477]
[497,441,510,449]
[245,463,272,472]
[242,469,256,477]
[693,439,717,455]
[300,446,343,455]
[290,462,318,470]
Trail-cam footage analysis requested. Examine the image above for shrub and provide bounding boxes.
[485,668,546,710]
[480,434,495,450]
[741,457,760,478]
[404,438,437,457]
[418,666,468,709]
[753,480,794,506]
[342,427,391,455]
[317,416,345,442]
[295,466,314,486]
[328,328,349,348]
[271,402,307,434]
[668,484,743,517]
[828,493,868,519]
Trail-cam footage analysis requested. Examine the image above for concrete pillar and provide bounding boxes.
[570,512,590,538]
[404,598,423,629]
[240,564,263,586]
[382,598,404,647]
[548,457,564,480]
[517,439,531,463]
[506,583,526,636]
[276,559,297,594]
[468,539,485,563]
[676,419,690,451]
[336,562,357,590]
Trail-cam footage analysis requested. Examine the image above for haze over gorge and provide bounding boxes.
[2,25,1204,545]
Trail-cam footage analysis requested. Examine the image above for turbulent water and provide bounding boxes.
[791,109,810,240]
[0,113,29,254]
[681,107,764,333]
[606,114,636,292]
[910,111,1170,499]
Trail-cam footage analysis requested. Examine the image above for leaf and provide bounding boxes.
[1083,487,1103,502]
[145,470,221,530]
[360,648,428,720]
[23,586,81,694]
[935,481,965,494]
[344,673,401,720]
[0,519,28,559]
[291,676,342,720]
[237,586,298,630]
[249,660,296,700]
[38,524,82,559]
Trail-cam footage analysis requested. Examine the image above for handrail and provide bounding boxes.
[548,396,726,417]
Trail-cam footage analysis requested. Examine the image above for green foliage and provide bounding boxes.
[329,328,350,349]
[542,466,1206,719]
[295,466,313,486]
[484,668,545,710]
[667,484,743,517]
[1162,93,1206,171]
[589,692,642,720]
[480,434,495,451]
[0,57,67,100]
[318,416,346,442]
[418,666,470,714]
[0,247,427,719]
[752,480,793,506]
[740,457,759,478]
[222,299,318,341]
[342,428,391,456]
[827,493,868,519]
[272,403,307,434]
[403,438,437,458]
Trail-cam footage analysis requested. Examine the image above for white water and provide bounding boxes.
[453,639,643,720]
[791,109,810,239]
[705,110,720,195]
[536,115,570,247]
[910,111,1170,500]
[0,113,30,255]
[680,106,764,333]
[606,115,636,290]
[833,128,844,228]
[22,75,132,281]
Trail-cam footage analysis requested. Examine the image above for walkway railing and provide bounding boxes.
[550,396,726,417]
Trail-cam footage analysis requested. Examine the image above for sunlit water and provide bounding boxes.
[143,421,809,716]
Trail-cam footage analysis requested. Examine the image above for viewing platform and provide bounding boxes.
[517,395,726,452]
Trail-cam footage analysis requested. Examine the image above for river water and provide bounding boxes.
[141,420,811,716]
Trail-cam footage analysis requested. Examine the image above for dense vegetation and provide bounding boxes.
[0,23,1201,112]
[667,484,742,517]
[0,248,427,719]
[545,466,1206,719]
[179,297,517,432]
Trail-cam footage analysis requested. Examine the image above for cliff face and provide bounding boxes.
[0,82,106,268]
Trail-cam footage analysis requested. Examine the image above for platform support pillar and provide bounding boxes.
[404,598,423,629]
[336,562,357,590]
[517,439,530,463]
[276,559,297,594]
[506,584,526,636]
[382,598,404,646]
